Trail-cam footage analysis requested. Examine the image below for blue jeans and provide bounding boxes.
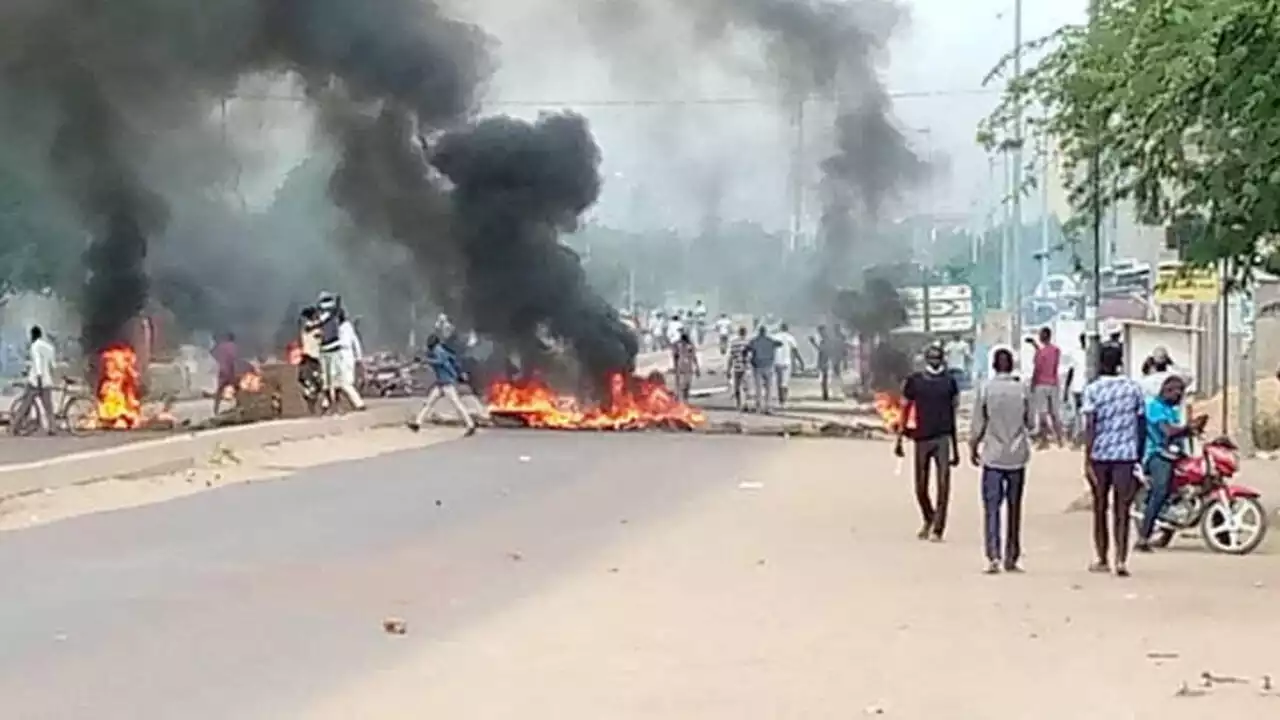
[1139,455,1175,540]
[981,467,1026,565]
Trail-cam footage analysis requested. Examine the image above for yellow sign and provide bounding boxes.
[1154,264,1220,303]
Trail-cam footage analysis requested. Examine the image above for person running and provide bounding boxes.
[895,345,960,542]
[969,346,1032,573]
[1135,375,1206,552]
[11,326,57,435]
[409,334,477,436]
[727,326,750,410]
[715,313,733,355]
[1029,327,1064,447]
[745,325,779,413]
[672,331,700,401]
[772,322,802,408]
[1081,342,1146,576]
[211,332,239,415]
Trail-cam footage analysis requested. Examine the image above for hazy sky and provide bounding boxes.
[240,0,1091,235]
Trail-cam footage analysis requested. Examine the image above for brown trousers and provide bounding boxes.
[1088,460,1138,565]
[913,436,953,535]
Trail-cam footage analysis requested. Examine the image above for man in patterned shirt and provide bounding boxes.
[1080,342,1147,577]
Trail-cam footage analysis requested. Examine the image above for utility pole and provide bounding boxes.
[1038,135,1051,291]
[1237,278,1256,453]
[1084,0,1103,381]
[1009,0,1025,346]
[1220,261,1230,435]
[787,97,806,254]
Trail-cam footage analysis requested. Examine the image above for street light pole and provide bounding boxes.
[1009,0,1024,346]
[1083,0,1103,382]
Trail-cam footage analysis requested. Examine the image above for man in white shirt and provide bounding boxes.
[1061,333,1089,445]
[13,325,58,435]
[333,311,367,411]
[665,313,685,352]
[771,322,802,408]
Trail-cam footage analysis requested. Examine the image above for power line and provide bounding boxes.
[223,87,998,106]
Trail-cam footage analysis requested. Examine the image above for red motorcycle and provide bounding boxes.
[1131,437,1268,555]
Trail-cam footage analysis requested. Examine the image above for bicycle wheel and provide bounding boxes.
[8,395,34,436]
[61,396,98,436]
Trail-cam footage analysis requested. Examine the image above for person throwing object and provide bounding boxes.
[895,345,960,542]
[409,334,477,436]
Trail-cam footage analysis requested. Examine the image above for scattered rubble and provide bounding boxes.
[382,617,408,635]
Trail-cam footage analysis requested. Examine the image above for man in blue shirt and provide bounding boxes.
[1081,343,1146,576]
[1135,375,1206,551]
[409,334,478,436]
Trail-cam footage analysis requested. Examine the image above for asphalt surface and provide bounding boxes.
[0,429,773,719]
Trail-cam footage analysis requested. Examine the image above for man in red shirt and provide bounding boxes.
[1029,327,1064,447]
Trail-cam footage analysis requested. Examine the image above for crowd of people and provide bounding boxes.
[897,326,1208,576]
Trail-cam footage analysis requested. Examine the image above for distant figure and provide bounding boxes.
[715,313,733,355]
[727,326,750,410]
[672,331,700,401]
[691,300,708,344]
[811,324,843,401]
[745,325,779,413]
[772,322,802,408]
[410,334,477,436]
[895,345,960,542]
[1081,342,1146,577]
[335,310,367,411]
[944,335,971,390]
[1029,327,1065,446]
[211,332,239,415]
[1062,333,1088,445]
[11,326,57,435]
[665,312,685,350]
[970,346,1032,573]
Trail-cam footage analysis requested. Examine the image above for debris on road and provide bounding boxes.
[382,617,408,635]
[1174,682,1207,698]
[518,455,531,463]
[737,481,764,490]
[1201,670,1248,686]
[1146,651,1180,661]
[508,551,524,561]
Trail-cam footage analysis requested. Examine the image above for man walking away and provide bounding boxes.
[715,313,733,355]
[745,325,778,413]
[13,326,57,435]
[727,326,750,409]
[335,311,367,411]
[1081,343,1146,576]
[811,325,842,401]
[1030,327,1064,447]
[409,334,477,436]
[970,347,1032,573]
[895,345,960,541]
[772,322,802,408]
[211,332,239,415]
[672,331,700,401]
[1135,375,1206,552]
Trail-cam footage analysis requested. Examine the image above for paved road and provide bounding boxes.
[0,430,771,719]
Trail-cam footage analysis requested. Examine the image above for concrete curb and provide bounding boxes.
[0,402,418,500]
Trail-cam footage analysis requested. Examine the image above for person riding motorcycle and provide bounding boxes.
[1135,374,1208,552]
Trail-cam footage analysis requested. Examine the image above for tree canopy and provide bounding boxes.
[979,0,1280,282]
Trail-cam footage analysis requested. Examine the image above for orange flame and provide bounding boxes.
[285,342,302,365]
[239,370,263,393]
[487,372,706,430]
[873,392,915,432]
[97,346,142,429]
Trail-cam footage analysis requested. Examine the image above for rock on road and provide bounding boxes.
[0,431,1278,719]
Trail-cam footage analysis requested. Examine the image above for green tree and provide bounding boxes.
[979,0,1280,282]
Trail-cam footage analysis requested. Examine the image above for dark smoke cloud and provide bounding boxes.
[433,112,638,381]
[2,0,634,379]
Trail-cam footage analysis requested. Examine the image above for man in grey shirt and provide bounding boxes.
[969,346,1033,574]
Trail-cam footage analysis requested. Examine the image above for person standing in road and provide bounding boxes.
[895,345,960,542]
[335,310,367,411]
[1029,327,1065,447]
[1062,333,1088,445]
[1081,342,1146,577]
[409,334,477,436]
[672,331,700,401]
[1134,375,1206,552]
[969,346,1032,573]
[745,325,779,413]
[211,331,239,416]
[944,335,971,390]
[811,325,842,401]
[771,322,802,408]
[727,326,750,410]
[715,313,733,355]
[12,325,57,435]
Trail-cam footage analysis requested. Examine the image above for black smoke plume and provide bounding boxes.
[432,113,638,384]
[2,0,634,380]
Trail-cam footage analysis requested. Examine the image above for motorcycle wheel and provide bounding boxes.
[1200,496,1268,555]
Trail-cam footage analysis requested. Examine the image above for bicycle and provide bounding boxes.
[7,377,98,436]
